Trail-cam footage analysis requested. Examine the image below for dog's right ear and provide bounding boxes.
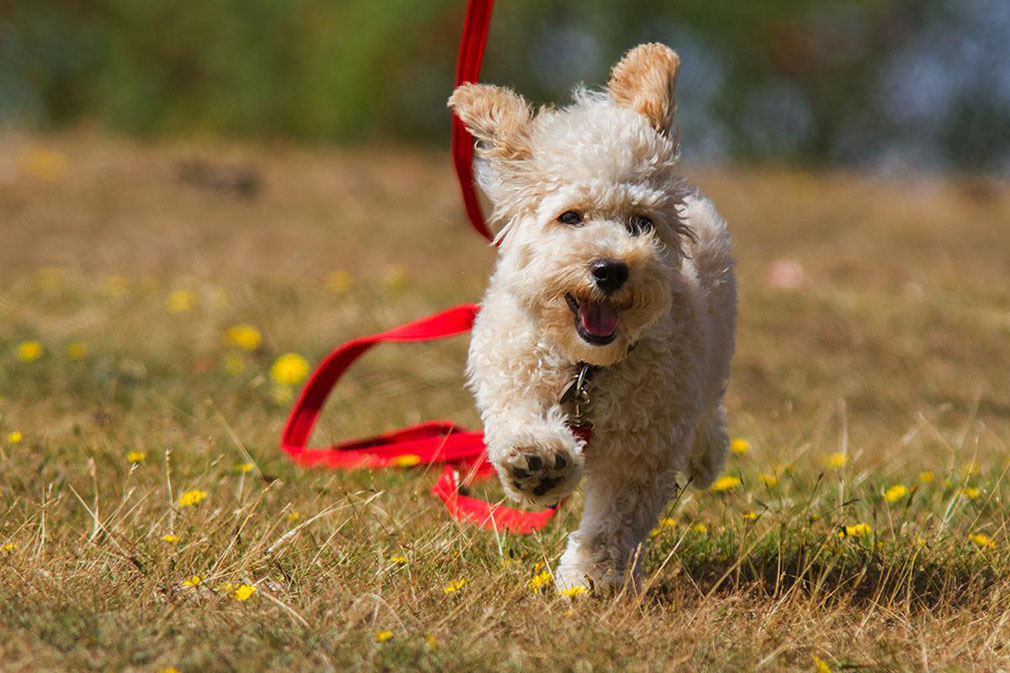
[448,84,534,161]
[607,43,680,135]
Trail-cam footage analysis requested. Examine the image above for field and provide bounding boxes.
[1,132,1009,672]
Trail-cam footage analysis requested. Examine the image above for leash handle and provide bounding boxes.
[279,304,559,533]
[452,0,495,242]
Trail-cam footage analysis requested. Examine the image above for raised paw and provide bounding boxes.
[495,433,582,506]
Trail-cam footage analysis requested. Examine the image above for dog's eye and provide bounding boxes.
[628,215,653,235]
[558,210,583,226]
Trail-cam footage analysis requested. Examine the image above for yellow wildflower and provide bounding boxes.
[383,265,410,290]
[165,289,196,313]
[234,462,254,474]
[158,667,181,673]
[232,584,256,601]
[178,489,208,508]
[270,353,310,386]
[918,471,934,484]
[21,148,68,181]
[741,510,757,521]
[963,461,980,477]
[8,431,23,444]
[390,555,409,565]
[1,543,16,553]
[66,342,88,360]
[825,452,848,468]
[559,585,588,597]
[126,451,146,463]
[838,523,872,538]
[443,578,466,594]
[160,535,179,543]
[962,487,981,499]
[884,484,908,503]
[326,270,355,293]
[375,630,394,643]
[691,523,708,535]
[391,454,421,468]
[181,575,201,587]
[710,475,741,492]
[103,275,130,298]
[216,582,236,593]
[425,634,438,649]
[812,654,832,673]
[969,532,996,550]
[223,324,262,351]
[758,473,779,487]
[729,438,751,454]
[16,341,43,362]
[287,511,300,523]
[527,570,553,592]
[222,353,246,376]
[650,516,676,537]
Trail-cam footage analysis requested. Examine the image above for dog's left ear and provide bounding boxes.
[607,43,680,135]
[448,83,535,161]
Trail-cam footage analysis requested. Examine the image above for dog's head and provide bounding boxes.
[450,44,693,367]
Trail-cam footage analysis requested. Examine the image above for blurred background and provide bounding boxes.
[3,0,1010,173]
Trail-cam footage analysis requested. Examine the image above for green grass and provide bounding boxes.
[0,133,1009,671]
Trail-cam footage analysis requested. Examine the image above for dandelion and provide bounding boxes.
[165,289,196,313]
[16,341,44,362]
[962,487,981,500]
[160,535,179,543]
[375,630,394,643]
[21,148,68,181]
[66,342,88,360]
[963,461,980,477]
[1,543,16,553]
[691,523,708,535]
[425,634,438,649]
[918,471,934,484]
[650,516,676,537]
[103,275,131,298]
[710,475,741,492]
[443,578,466,594]
[158,667,181,673]
[838,523,872,538]
[287,511,300,523]
[825,452,848,468]
[527,571,553,592]
[126,451,147,463]
[729,438,751,454]
[559,585,588,598]
[884,484,908,503]
[271,353,310,386]
[181,575,201,587]
[391,454,420,468]
[8,431,23,444]
[812,655,832,673]
[969,532,996,550]
[390,555,409,565]
[383,265,410,291]
[326,270,355,293]
[232,584,256,601]
[741,511,758,521]
[222,353,246,376]
[234,462,254,474]
[223,324,262,351]
[178,489,208,508]
[758,473,778,487]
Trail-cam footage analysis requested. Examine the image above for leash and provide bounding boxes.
[279,0,585,533]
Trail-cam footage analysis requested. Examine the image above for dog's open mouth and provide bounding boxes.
[566,293,621,346]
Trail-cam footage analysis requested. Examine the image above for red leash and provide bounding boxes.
[279,0,560,533]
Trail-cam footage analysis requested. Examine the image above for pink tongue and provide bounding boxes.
[578,301,620,337]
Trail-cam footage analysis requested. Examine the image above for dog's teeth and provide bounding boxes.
[526,455,543,470]
[553,453,567,470]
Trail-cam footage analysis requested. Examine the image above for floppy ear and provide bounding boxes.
[448,83,534,161]
[607,43,680,134]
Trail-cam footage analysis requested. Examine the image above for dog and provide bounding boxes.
[449,43,736,592]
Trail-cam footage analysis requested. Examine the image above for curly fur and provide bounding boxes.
[449,43,737,592]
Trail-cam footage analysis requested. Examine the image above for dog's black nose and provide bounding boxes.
[590,258,629,294]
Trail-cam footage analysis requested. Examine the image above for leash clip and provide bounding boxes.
[560,362,596,427]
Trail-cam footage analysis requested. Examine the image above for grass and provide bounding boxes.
[1,131,1009,672]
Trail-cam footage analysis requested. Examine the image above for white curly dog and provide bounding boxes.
[449,43,736,592]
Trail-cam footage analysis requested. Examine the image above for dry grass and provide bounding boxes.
[1,131,1009,672]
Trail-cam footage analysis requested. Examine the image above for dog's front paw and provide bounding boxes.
[495,429,582,506]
